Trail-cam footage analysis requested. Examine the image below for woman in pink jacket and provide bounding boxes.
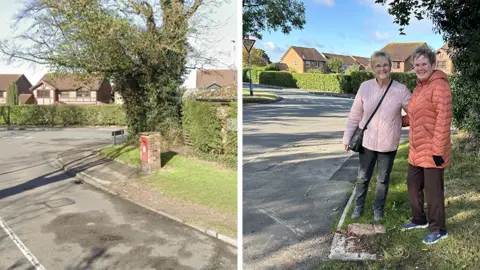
[343,51,411,222]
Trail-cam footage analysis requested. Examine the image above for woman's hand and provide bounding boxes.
[344,144,350,152]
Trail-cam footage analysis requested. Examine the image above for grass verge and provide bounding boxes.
[98,143,237,237]
[320,132,480,269]
[243,89,282,104]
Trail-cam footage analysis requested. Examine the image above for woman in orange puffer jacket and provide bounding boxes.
[401,44,452,245]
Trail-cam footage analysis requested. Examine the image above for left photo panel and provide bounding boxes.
[0,0,238,269]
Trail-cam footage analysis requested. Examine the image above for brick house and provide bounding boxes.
[351,56,371,71]
[280,46,370,73]
[0,74,33,105]
[435,43,455,74]
[30,73,112,105]
[196,69,236,89]
[323,53,370,73]
[280,46,328,73]
[379,42,427,72]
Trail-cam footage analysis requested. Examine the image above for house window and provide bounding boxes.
[0,92,4,98]
[60,91,69,98]
[393,62,401,69]
[306,60,311,66]
[319,62,324,68]
[77,90,91,98]
[293,60,297,66]
[37,90,50,98]
[313,62,319,67]
[437,61,446,69]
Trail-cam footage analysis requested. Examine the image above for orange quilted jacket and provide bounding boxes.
[406,70,452,168]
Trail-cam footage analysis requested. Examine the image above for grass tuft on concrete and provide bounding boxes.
[243,89,282,104]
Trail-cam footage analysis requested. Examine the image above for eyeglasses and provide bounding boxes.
[374,63,390,69]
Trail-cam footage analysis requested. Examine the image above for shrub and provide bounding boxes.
[391,72,418,91]
[345,64,360,75]
[265,63,280,71]
[182,100,237,155]
[243,66,264,84]
[350,71,374,93]
[307,68,324,74]
[293,73,352,93]
[3,104,127,126]
[258,71,296,88]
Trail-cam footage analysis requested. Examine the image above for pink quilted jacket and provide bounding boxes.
[343,79,411,152]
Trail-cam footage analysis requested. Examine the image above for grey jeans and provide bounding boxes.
[354,147,397,212]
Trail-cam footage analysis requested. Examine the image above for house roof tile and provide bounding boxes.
[196,69,236,89]
[31,73,104,91]
[380,42,426,61]
[281,46,327,61]
[0,74,23,91]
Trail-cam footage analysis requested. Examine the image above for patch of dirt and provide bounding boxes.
[106,178,237,238]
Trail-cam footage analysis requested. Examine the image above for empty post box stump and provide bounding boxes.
[139,133,162,172]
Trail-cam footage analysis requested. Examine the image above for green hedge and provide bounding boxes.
[293,73,352,93]
[349,71,375,93]
[252,70,420,94]
[182,100,237,155]
[0,105,126,126]
[258,71,297,88]
[390,72,418,91]
[243,66,265,83]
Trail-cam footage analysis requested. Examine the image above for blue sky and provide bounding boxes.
[0,1,236,87]
[258,0,445,62]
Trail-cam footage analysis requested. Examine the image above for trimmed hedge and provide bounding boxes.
[390,72,418,91]
[182,100,237,155]
[0,105,126,126]
[294,73,352,93]
[251,70,420,94]
[258,71,297,88]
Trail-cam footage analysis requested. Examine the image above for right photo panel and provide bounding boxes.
[243,0,476,269]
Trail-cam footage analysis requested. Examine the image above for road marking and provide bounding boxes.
[258,208,304,236]
[0,217,46,270]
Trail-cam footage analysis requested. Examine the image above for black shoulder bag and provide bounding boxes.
[348,79,393,152]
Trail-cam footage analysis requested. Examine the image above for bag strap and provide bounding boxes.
[363,79,393,129]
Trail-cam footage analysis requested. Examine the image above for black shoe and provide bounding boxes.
[351,206,363,219]
[373,209,383,222]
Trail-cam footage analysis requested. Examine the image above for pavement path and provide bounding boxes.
[243,84,407,269]
[0,128,236,269]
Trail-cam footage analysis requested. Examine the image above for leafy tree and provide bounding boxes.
[376,0,480,133]
[345,64,360,75]
[327,57,344,74]
[0,0,206,136]
[242,47,271,66]
[243,0,306,39]
[6,82,18,106]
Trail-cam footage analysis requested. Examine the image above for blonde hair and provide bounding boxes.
[411,44,436,65]
[370,51,392,68]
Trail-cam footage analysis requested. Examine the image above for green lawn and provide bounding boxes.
[243,89,281,103]
[320,133,480,269]
[98,143,237,236]
[99,143,237,213]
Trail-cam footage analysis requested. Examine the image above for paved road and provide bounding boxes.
[0,128,236,269]
[243,86,357,269]
[243,85,409,269]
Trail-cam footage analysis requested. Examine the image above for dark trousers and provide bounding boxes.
[407,164,446,234]
[354,148,397,211]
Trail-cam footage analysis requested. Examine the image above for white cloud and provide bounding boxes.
[263,41,285,54]
[313,0,335,7]
[264,42,276,50]
[375,31,390,41]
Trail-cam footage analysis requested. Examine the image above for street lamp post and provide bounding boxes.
[243,36,255,96]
